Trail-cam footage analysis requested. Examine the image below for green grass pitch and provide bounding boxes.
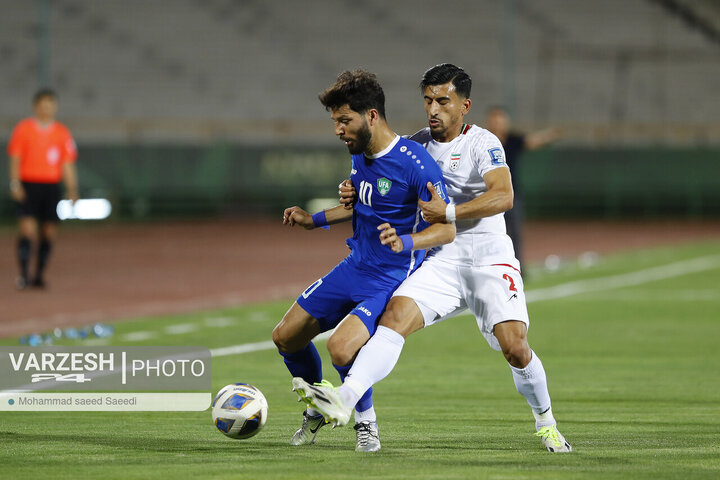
[1,242,719,479]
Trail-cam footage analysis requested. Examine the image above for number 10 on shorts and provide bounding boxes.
[302,279,323,299]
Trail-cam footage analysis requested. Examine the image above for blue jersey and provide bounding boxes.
[346,136,448,282]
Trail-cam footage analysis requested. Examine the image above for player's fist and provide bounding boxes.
[418,181,447,224]
[338,179,356,210]
[377,223,404,253]
[10,183,26,203]
[283,206,314,229]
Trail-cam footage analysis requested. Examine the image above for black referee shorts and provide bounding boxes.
[17,182,61,222]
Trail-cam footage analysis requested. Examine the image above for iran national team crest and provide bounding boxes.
[377,177,392,196]
[450,153,461,171]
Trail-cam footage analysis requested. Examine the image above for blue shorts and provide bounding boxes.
[296,256,404,334]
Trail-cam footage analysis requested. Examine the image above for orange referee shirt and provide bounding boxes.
[7,118,77,184]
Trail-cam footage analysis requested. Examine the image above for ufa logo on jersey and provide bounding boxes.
[450,153,461,171]
[377,177,392,196]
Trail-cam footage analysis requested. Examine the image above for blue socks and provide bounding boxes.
[279,342,322,384]
[278,343,374,418]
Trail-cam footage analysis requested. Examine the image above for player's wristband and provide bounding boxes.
[311,211,328,228]
[445,204,456,222]
[399,234,414,253]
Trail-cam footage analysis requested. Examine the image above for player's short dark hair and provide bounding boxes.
[33,88,57,104]
[420,64,472,99]
[319,70,386,118]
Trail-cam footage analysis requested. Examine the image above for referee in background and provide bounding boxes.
[7,89,78,289]
[486,106,560,268]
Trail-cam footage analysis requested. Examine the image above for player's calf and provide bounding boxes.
[494,320,532,368]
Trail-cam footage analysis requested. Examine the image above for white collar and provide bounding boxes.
[365,135,400,159]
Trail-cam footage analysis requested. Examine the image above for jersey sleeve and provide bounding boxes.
[474,132,508,177]
[408,147,449,204]
[7,121,27,158]
[60,125,78,163]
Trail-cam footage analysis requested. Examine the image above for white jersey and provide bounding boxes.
[409,124,519,269]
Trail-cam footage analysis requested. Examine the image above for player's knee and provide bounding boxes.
[326,336,355,367]
[378,299,418,337]
[502,338,531,368]
[272,323,291,353]
[379,297,410,331]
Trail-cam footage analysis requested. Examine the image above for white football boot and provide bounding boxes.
[535,424,573,452]
[289,409,327,445]
[291,378,352,427]
[354,421,381,452]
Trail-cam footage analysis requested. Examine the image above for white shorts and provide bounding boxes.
[393,257,530,351]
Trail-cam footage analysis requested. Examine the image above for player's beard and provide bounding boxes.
[346,120,372,155]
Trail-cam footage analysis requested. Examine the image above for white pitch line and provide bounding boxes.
[120,331,157,342]
[204,317,236,328]
[210,332,331,358]
[209,253,720,358]
[525,253,720,303]
[164,323,198,335]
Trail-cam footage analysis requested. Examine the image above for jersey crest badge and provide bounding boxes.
[488,148,505,165]
[377,177,392,196]
[450,153,461,171]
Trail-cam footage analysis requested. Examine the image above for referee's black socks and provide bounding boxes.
[17,237,31,280]
[36,238,52,283]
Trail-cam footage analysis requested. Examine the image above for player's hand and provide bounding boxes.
[377,223,404,253]
[339,179,356,210]
[10,183,26,203]
[283,206,314,229]
[418,182,447,224]
[66,190,79,205]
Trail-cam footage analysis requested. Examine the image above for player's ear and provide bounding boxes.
[367,109,379,126]
[462,98,472,115]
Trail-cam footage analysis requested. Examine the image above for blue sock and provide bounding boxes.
[279,342,322,384]
[333,363,373,412]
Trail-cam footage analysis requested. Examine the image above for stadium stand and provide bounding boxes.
[0,0,718,144]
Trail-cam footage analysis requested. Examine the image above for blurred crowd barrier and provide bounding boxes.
[0,143,717,220]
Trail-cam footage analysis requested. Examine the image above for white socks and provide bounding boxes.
[354,405,376,424]
[532,407,556,430]
[509,351,556,429]
[338,325,406,410]
[336,327,556,431]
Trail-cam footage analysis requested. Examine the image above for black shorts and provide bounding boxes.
[17,182,61,222]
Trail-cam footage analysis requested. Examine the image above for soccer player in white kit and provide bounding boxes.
[292,64,572,453]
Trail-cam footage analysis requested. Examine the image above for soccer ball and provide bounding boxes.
[212,383,268,439]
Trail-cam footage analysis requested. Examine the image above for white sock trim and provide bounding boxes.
[354,405,376,423]
[533,407,556,429]
[376,325,405,346]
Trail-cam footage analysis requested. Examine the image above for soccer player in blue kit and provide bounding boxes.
[272,70,456,452]
[294,64,572,453]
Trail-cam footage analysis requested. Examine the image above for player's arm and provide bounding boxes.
[8,154,25,202]
[378,221,455,253]
[283,204,353,230]
[525,127,561,150]
[62,161,79,203]
[419,168,514,223]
